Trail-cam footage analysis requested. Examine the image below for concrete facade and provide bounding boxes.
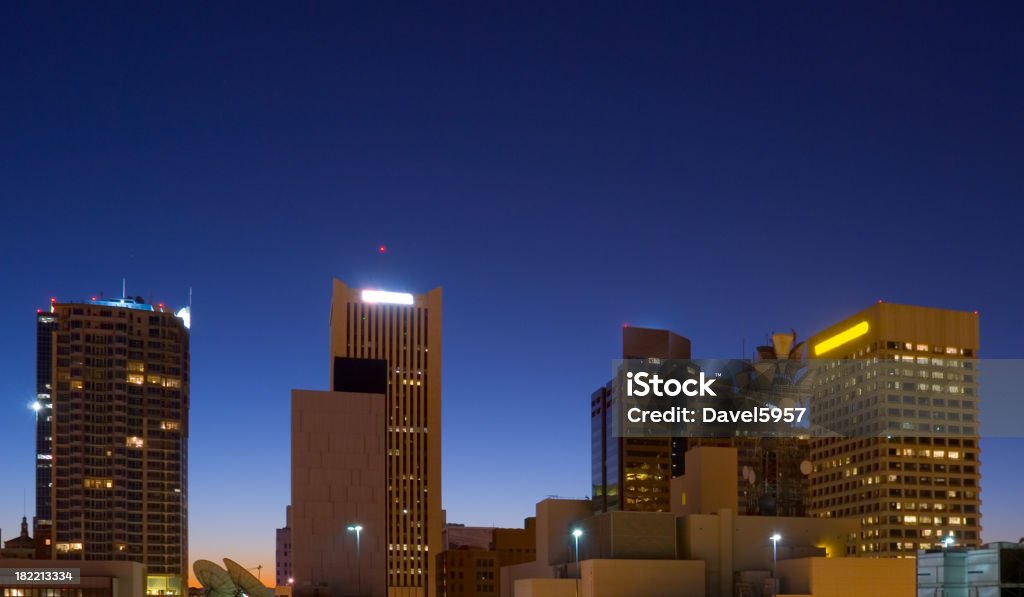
[292,389,387,597]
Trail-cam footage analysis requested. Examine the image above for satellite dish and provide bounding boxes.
[742,466,751,481]
[800,460,813,475]
[224,558,274,597]
[193,560,236,597]
[749,470,757,484]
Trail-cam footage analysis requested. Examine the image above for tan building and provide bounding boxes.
[291,388,388,596]
[325,279,444,596]
[806,302,982,556]
[438,521,536,596]
[44,296,190,595]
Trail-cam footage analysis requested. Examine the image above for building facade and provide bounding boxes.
[806,302,981,556]
[43,295,190,594]
[276,506,292,587]
[591,327,691,514]
[437,521,536,597]
[328,279,444,596]
[291,386,388,596]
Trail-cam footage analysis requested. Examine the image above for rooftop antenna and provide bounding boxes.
[189,287,193,308]
[122,278,127,299]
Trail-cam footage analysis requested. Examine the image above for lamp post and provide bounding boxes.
[572,528,583,597]
[770,533,782,595]
[347,524,363,595]
[943,533,955,549]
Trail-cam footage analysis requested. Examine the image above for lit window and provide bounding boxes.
[126,436,144,449]
[127,361,145,372]
[160,421,180,431]
[127,374,144,385]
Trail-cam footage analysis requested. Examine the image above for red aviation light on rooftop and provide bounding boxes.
[379,245,387,254]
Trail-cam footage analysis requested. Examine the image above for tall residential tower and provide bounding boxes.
[42,295,190,595]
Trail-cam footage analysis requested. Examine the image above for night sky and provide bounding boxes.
[2,2,1024,581]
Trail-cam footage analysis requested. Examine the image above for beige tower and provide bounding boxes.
[807,302,981,556]
[329,279,443,597]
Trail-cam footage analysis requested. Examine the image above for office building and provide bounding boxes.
[806,302,981,556]
[591,327,690,513]
[42,294,191,595]
[291,279,442,596]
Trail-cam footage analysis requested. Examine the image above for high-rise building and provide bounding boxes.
[42,295,190,595]
[591,326,690,513]
[324,279,443,596]
[806,302,981,556]
[33,308,60,554]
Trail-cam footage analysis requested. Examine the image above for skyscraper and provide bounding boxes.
[591,326,690,513]
[806,302,981,556]
[42,295,190,595]
[33,308,60,550]
[328,279,443,596]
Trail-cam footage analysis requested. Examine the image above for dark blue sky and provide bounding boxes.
[2,1,1024,572]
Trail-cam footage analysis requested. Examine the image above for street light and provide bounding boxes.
[770,533,782,595]
[347,524,363,596]
[572,529,583,597]
[943,533,955,549]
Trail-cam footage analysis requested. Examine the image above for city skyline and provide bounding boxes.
[2,1,1024,591]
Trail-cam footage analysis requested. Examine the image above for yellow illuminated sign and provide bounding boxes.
[814,321,870,355]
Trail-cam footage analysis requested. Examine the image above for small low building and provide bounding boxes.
[917,541,1024,597]
[1,517,36,559]
[0,558,144,597]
